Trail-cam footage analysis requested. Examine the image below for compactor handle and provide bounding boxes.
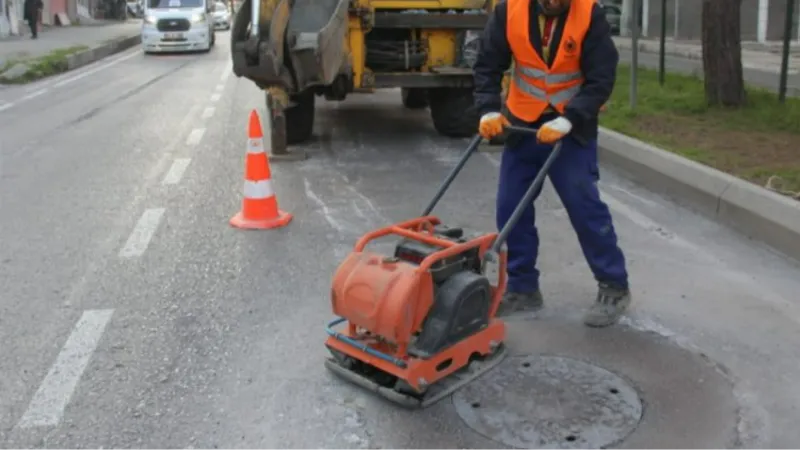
[488,126,563,254]
[420,134,483,217]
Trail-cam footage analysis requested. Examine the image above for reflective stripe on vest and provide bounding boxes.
[504,0,595,122]
[512,65,584,106]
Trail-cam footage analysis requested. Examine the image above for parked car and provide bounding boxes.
[211,1,230,30]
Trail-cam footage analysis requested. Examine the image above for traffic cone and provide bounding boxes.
[229,109,293,229]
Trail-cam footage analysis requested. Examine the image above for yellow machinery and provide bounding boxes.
[230,0,501,158]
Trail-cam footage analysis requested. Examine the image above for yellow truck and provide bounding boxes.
[230,0,500,158]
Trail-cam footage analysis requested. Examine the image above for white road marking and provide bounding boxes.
[220,62,232,81]
[185,128,206,146]
[600,191,700,251]
[119,208,166,258]
[162,158,191,185]
[53,50,141,88]
[483,153,500,167]
[604,183,661,208]
[210,93,221,102]
[481,152,697,249]
[20,89,46,101]
[215,84,224,91]
[0,49,141,112]
[304,178,345,232]
[16,309,114,428]
[201,106,215,119]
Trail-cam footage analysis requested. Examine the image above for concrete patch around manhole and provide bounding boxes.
[453,355,642,449]
[453,318,744,449]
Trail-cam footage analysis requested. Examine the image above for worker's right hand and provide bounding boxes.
[478,112,510,140]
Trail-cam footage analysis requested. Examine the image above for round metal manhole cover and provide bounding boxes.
[453,355,643,449]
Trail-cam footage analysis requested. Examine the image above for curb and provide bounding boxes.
[612,38,701,60]
[65,33,141,71]
[598,127,800,261]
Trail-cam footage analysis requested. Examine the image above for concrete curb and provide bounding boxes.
[612,37,702,60]
[65,33,141,71]
[598,127,800,261]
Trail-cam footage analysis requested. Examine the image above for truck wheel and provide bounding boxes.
[401,88,428,109]
[285,90,315,145]
[428,87,479,138]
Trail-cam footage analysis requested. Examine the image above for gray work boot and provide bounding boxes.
[495,290,544,318]
[583,282,632,328]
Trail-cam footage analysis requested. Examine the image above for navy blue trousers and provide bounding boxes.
[496,134,629,293]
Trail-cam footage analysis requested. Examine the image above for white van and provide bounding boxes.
[141,0,216,53]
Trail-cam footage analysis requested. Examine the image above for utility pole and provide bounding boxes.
[778,0,796,103]
[658,0,667,85]
[630,0,640,108]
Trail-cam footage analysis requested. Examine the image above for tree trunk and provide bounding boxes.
[701,0,746,107]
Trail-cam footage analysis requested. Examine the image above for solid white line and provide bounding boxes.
[162,158,191,185]
[16,309,114,428]
[0,103,13,112]
[20,89,47,101]
[220,63,232,81]
[186,128,206,146]
[53,50,141,88]
[119,208,166,258]
[202,106,215,119]
[210,93,221,102]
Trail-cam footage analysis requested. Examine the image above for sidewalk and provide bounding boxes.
[0,20,141,82]
[613,37,800,75]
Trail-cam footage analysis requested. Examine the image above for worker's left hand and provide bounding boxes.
[537,117,573,144]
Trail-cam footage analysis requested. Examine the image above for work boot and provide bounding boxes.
[495,290,544,318]
[583,282,632,328]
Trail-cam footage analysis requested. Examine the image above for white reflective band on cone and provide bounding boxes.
[243,180,275,199]
[247,138,265,154]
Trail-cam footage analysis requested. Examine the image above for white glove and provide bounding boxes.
[537,116,572,144]
[478,112,510,139]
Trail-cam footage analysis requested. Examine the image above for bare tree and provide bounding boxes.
[701,0,746,107]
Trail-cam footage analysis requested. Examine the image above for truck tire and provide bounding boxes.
[428,87,479,138]
[285,90,315,145]
[401,88,428,109]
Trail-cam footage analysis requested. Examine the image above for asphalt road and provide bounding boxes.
[2,37,800,448]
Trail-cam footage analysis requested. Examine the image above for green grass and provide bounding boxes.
[0,45,89,84]
[600,64,800,194]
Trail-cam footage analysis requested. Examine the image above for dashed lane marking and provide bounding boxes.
[162,158,191,185]
[119,208,166,258]
[16,309,115,428]
[186,128,206,146]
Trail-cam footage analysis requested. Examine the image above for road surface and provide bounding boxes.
[1,37,800,448]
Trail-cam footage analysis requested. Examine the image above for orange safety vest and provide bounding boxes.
[505,0,595,122]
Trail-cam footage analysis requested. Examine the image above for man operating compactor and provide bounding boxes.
[473,0,631,327]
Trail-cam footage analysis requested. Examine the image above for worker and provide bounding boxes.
[473,0,631,327]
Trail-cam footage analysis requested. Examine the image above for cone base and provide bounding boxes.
[229,210,293,230]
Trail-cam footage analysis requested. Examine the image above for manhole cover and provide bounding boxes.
[453,355,643,449]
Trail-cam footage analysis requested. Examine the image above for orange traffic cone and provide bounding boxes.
[229,109,293,230]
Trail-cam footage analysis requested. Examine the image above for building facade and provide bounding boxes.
[618,0,799,42]
[1,0,72,37]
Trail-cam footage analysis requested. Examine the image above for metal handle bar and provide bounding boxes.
[421,126,541,217]
[490,138,563,253]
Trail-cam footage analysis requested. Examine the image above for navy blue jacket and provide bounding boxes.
[473,0,619,144]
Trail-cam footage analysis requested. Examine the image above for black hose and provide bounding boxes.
[366,40,427,71]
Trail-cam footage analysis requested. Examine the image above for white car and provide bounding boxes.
[211,2,231,30]
[141,0,216,53]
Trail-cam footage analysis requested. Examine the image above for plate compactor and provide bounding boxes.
[324,126,564,408]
